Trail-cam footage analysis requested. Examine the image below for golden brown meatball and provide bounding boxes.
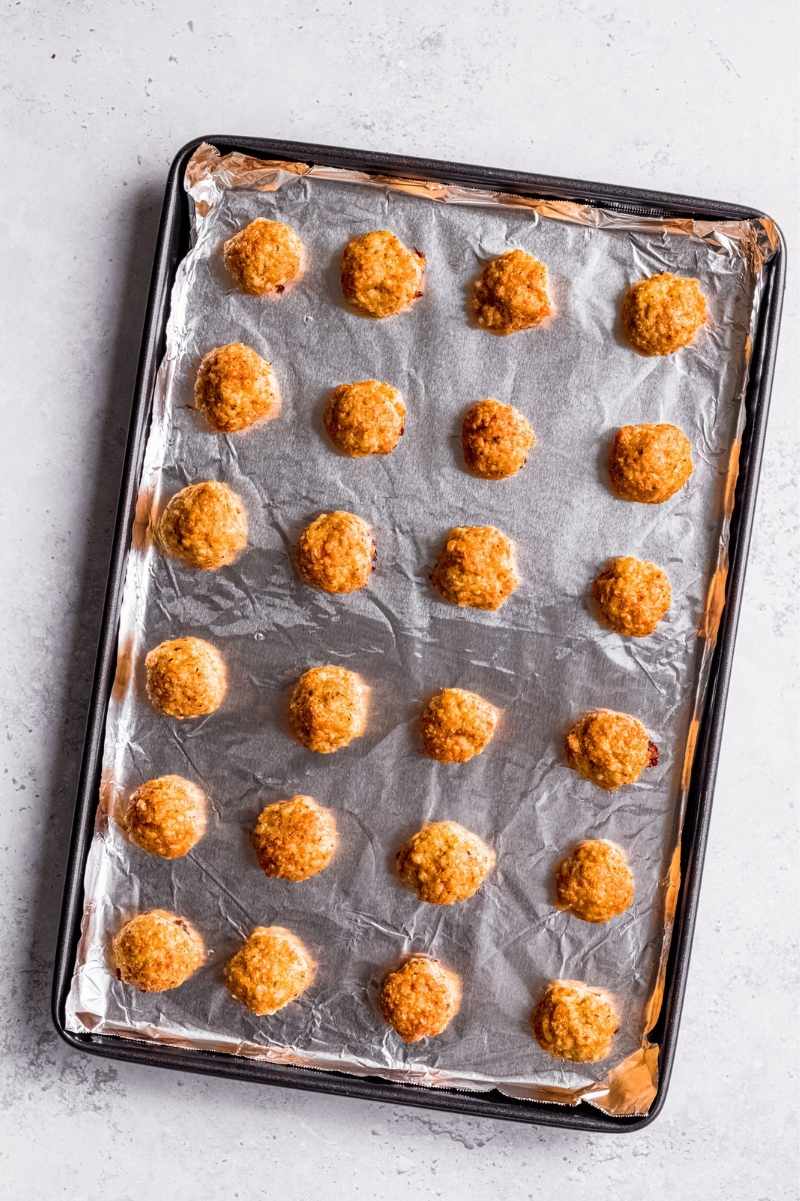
[341,229,425,318]
[472,250,553,334]
[555,840,634,923]
[324,379,406,457]
[194,342,279,434]
[379,956,461,1042]
[462,399,536,480]
[123,775,207,859]
[621,272,708,355]
[592,556,671,637]
[224,926,315,1016]
[223,218,305,296]
[252,795,338,882]
[296,511,375,594]
[419,687,498,763]
[532,979,619,1062]
[145,636,227,719]
[565,708,657,791]
[158,481,248,570]
[431,525,519,610]
[609,422,693,504]
[111,909,205,993]
[397,821,495,905]
[288,665,368,754]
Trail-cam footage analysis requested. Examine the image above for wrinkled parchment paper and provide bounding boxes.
[66,144,774,1115]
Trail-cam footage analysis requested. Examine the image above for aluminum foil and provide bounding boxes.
[65,143,773,1116]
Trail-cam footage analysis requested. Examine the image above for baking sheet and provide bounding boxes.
[65,144,772,1114]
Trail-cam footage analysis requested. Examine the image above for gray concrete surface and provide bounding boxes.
[1,2,798,1197]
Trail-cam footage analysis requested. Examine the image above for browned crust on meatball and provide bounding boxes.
[592,556,671,637]
[287,665,368,754]
[462,398,536,479]
[565,708,654,791]
[296,511,375,594]
[397,821,495,905]
[379,956,462,1042]
[555,839,635,923]
[111,909,205,992]
[532,979,619,1062]
[621,273,708,356]
[419,687,498,763]
[252,795,338,881]
[472,250,553,335]
[431,525,519,610]
[123,775,207,859]
[609,423,693,504]
[224,926,315,1016]
[324,380,406,457]
[194,342,280,434]
[145,636,227,719]
[223,218,304,296]
[158,481,248,570]
[340,230,425,318]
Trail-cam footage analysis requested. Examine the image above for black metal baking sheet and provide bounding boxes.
[51,135,786,1132]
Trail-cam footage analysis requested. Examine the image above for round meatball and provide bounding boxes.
[532,979,619,1062]
[224,926,315,1016]
[111,909,205,993]
[223,218,304,296]
[145,636,227,720]
[296,511,375,594]
[194,342,279,434]
[158,481,248,570]
[472,249,552,334]
[609,422,693,504]
[419,687,498,763]
[379,956,461,1043]
[555,840,634,923]
[621,272,708,356]
[431,525,519,610]
[462,399,535,480]
[397,821,495,905]
[324,379,406,457]
[252,795,338,881]
[288,665,368,754]
[123,775,207,859]
[593,556,671,637]
[341,229,425,318]
[565,708,657,791]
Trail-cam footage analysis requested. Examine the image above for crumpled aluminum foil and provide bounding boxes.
[65,144,773,1115]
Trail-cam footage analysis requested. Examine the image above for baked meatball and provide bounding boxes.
[397,821,495,905]
[252,795,337,882]
[472,250,552,334]
[145,636,227,719]
[223,218,304,296]
[431,525,519,610]
[324,379,406,457]
[111,909,205,993]
[592,556,671,637]
[341,229,425,318]
[296,511,375,594]
[224,926,315,1016]
[419,687,498,763]
[565,708,657,791]
[609,422,693,504]
[288,665,368,754]
[621,272,708,356]
[532,979,619,1062]
[158,481,248,570]
[555,839,634,923]
[194,342,279,434]
[462,399,536,480]
[379,956,461,1042]
[123,775,207,859]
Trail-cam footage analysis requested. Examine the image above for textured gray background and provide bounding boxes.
[2,1,797,1197]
